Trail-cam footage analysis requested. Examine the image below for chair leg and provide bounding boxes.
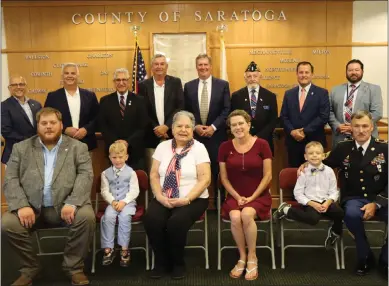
[91,229,97,274]
[269,216,276,270]
[151,251,155,270]
[35,231,43,255]
[334,240,340,270]
[145,234,150,270]
[280,219,285,269]
[217,192,222,271]
[340,235,345,269]
[204,212,209,270]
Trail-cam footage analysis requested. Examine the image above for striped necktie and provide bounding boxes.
[119,95,126,118]
[345,84,356,123]
[200,81,209,125]
[250,88,257,118]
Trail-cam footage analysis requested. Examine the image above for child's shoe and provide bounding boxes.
[324,226,340,249]
[102,248,116,266]
[120,249,130,267]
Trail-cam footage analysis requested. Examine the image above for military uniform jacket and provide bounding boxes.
[324,137,388,207]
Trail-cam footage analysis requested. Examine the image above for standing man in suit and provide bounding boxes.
[1,75,42,164]
[231,61,278,154]
[44,63,99,153]
[329,59,383,147]
[2,107,95,286]
[184,54,230,204]
[322,111,387,277]
[99,68,148,170]
[138,54,184,172]
[280,61,330,167]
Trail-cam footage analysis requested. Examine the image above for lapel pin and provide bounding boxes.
[245,98,247,101]
[371,147,375,151]
[31,103,34,106]
[311,92,314,95]
[128,101,132,106]
[260,98,263,101]
[352,147,354,151]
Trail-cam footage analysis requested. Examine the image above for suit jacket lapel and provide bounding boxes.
[255,88,264,117]
[301,85,314,113]
[208,78,217,119]
[147,79,157,115]
[79,88,86,125]
[292,87,300,114]
[33,138,45,183]
[354,81,367,111]
[11,97,34,128]
[51,137,69,185]
[28,100,39,128]
[164,75,171,108]
[193,79,201,117]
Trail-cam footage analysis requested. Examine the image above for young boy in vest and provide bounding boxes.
[273,141,345,249]
[101,142,140,267]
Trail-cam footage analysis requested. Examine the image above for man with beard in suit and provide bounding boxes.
[99,68,148,170]
[230,61,278,155]
[138,54,184,172]
[329,59,383,147]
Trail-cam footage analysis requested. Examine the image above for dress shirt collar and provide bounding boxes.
[117,91,129,102]
[299,83,311,94]
[348,80,361,88]
[153,77,165,88]
[65,87,80,97]
[308,163,325,174]
[247,85,260,94]
[355,137,371,153]
[13,96,30,104]
[199,75,212,84]
[39,135,63,152]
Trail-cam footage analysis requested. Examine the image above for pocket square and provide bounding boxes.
[263,105,270,110]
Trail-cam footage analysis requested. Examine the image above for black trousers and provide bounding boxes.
[143,198,209,269]
[286,202,345,234]
[286,141,306,168]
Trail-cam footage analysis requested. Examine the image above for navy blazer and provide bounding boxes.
[1,96,42,164]
[184,77,230,143]
[280,84,330,146]
[44,87,99,150]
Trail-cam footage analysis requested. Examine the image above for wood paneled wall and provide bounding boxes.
[2,1,354,110]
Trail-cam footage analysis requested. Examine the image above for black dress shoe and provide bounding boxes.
[148,268,164,279]
[171,266,186,280]
[355,256,375,276]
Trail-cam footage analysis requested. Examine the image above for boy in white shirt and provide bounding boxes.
[274,141,344,248]
[100,142,140,267]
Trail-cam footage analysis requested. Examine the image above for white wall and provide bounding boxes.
[2,7,10,101]
[352,1,388,118]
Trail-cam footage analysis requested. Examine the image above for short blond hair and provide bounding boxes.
[305,141,324,153]
[109,142,128,155]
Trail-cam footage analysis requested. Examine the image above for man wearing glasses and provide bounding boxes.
[99,68,148,170]
[1,76,42,165]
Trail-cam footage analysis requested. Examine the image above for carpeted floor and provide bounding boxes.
[1,210,387,285]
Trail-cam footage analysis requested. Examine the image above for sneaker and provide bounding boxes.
[102,248,116,266]
[120,249,130,267]
[324,226,340,250]
[273,202,291,220]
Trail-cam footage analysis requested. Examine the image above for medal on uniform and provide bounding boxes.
[378,164,382,173]
[345,172,348,178]
[374,174,380,181]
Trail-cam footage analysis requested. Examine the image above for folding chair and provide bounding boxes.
[278,168,340,270]
[217,176,276,270]
[35,227,68,256]
[337,170,388,269]
[91,169,149,273]
[151,211,209,269]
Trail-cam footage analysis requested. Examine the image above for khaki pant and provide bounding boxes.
[1,205,95,278]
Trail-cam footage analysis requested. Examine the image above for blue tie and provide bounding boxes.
[250,88,257,118]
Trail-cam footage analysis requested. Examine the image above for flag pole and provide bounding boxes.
[131,25,140,93]
[217,23,228,81]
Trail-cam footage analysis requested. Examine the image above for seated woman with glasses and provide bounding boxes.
[218,109,272,281]
[143,110,211,280]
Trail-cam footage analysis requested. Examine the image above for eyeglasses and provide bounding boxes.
[114,78,129,83]
[9,83,27,88]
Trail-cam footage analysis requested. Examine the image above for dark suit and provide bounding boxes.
[324,137,388,266]
[99,91,148,170]
[44,87,99,151]
[138,75,184,148]
[184,76,230,190]
[231,86,278,154]
[280,84,330,167]
[1,96,42,164]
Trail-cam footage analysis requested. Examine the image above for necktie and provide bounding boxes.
[200,81,209,125]
[250,88,257,118]
[299,88,306,111]
[345,84,356,123]
[358,146,364,159]
[114,167,121,178]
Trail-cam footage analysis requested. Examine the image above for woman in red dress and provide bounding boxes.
[218,110,272,280]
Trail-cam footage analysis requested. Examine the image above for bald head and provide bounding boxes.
[8,75,27,99]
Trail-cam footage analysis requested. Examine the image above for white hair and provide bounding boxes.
[172,111,196,130]
[61,63,80,75]
[151,54,167,65]
[113,68,130,80]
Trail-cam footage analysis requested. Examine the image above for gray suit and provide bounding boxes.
[329,81,382,146]
[2,135,95,278]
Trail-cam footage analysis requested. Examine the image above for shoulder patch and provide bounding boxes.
[375,138,388,143]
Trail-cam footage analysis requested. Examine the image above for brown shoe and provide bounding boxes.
[11,274,32,286]
[71,272,90,285]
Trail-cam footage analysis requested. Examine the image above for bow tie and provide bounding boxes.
[311,165,325,174]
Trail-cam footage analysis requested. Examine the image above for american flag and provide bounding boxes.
[131,40,147,94]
